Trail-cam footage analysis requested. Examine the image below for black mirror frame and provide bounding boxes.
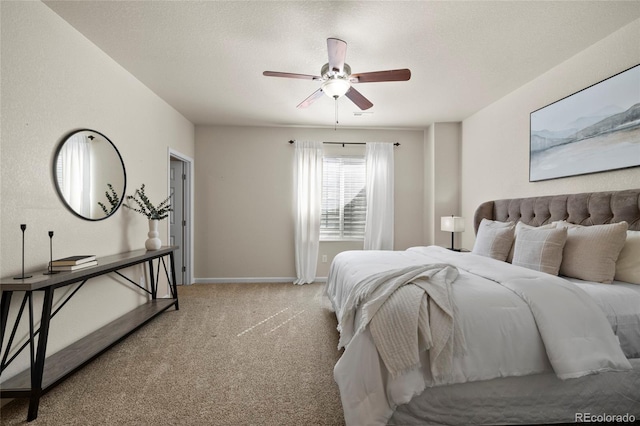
[53,129,127,221]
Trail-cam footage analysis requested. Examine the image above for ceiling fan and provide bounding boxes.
[263,38,411,111]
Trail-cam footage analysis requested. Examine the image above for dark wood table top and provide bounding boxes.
[1,246,176,291]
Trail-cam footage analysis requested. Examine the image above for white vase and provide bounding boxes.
[145,219,162,250]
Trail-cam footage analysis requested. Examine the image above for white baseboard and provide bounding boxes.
[193,277,327,284]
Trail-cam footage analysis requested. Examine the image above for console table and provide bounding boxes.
[0,246,179,421]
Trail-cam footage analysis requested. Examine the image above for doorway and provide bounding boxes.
[168,149,193,286]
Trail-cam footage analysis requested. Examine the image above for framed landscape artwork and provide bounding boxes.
[530,64,640,182]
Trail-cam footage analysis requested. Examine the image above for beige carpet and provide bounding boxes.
[1,283,345,425]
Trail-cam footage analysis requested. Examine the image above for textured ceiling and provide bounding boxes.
[44,1,640,129]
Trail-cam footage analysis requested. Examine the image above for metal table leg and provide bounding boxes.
[148,259,157,300]
[27,288,54,422]
[0,291,13,354]
[169,252,179,310]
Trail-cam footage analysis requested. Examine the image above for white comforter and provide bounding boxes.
[326,246,632,426]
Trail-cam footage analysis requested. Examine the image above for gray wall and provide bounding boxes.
[194,126,426,281]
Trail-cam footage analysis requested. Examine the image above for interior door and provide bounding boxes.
[169,159,185,285]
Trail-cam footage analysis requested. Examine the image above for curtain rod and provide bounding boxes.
[288,140,400,147]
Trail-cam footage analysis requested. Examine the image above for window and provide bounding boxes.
[321,156,366,240]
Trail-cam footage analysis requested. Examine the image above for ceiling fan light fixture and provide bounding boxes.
[321,78,350,99]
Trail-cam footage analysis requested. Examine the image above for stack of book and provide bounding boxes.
[49,255,97,271]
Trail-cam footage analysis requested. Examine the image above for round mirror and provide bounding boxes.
[54,129,127,221]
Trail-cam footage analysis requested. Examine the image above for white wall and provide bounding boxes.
[194,125,425,281]
[425,122,462,249]
[0,1,194,384]
[460,18,640,249]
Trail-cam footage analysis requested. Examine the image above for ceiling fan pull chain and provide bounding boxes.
[335,97,338,130]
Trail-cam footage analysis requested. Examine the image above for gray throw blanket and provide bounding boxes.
[336,264,465,380]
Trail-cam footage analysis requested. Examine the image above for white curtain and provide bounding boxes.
[57,134,91,216]
[293,141,323,284]
[364,142,394,250]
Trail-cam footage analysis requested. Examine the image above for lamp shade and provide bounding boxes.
[322,78,351,98]
[441,216,465,233]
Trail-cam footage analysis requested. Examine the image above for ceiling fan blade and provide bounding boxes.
[327,38,347,73]
[263,71,321,80]
[297,88,324,109]
[350,69,411,83]
[345,87,373,110]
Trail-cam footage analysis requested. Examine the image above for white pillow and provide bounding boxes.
[512,226,567,275]
[615,230,640,285]
[472,219,515,261]
[507,222,556,263]
[555,221,628,283]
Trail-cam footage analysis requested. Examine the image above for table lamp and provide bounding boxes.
[441,216,465,251]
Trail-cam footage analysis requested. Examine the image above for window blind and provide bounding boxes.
[321,156,366,240]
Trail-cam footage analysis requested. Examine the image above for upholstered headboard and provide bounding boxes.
[474,189,640,234]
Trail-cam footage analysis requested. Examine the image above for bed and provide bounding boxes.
[326,189,640,425]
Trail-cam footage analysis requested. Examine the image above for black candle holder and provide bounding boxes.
[44,231,60,275]
[13,224,32,279]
